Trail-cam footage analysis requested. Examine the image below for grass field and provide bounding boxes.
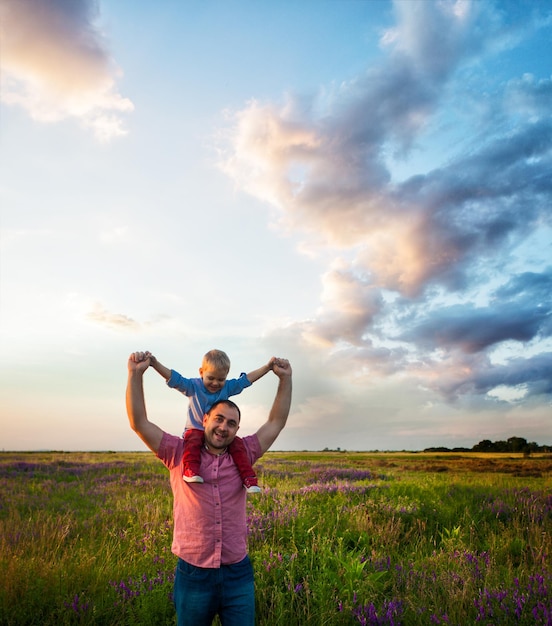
[0,450,550,625]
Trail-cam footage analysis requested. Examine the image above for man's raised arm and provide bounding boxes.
[126,352,164,453]
[256,359,292,454]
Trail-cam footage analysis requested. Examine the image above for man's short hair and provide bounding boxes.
[208,399,241,422]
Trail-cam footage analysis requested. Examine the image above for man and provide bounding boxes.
[125,351,292,626]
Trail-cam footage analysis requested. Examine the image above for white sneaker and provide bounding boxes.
[183,474,204,483]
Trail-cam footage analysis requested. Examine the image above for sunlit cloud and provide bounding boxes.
[87,304,141,331]
[0,0,133,141]
[219,0,552,406]
[305,259,384,347]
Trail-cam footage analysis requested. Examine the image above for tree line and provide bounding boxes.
[424,436,551,454]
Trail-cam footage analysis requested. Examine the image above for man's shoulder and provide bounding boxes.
[241,433,262,461]
[157,431,184,468]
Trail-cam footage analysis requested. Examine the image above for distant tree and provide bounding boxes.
[507,437,528,452]
[473,439,495,452]
[471,436,550,454]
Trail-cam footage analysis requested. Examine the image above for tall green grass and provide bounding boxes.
[1,451,550,624]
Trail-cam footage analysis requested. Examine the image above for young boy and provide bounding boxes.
[145,349,276,493]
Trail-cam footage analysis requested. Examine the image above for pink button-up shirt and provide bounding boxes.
[157,432,262,568]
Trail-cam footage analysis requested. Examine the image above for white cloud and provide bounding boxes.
[218,0,552,410]
[0,0,133,140]
[86,303,142,331]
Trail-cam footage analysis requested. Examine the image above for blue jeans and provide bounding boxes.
[173,555,255,626]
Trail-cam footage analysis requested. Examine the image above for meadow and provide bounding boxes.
[0,450,550,625]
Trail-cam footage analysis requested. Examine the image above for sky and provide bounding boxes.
[1,0,551,452]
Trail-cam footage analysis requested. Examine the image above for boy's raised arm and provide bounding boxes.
[246,357,277,384]
[147,352,172,381]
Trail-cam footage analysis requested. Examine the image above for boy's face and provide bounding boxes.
[200,366,228,393]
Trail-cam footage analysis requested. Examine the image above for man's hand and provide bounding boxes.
[128,351,152,374]
[272,358,291,378]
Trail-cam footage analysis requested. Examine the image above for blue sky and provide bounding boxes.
[1,0,551,452]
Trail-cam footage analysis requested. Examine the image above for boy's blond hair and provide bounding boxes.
[202,349,231,373]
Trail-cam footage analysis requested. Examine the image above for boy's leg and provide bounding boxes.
[228,437,261,493]
[182,428,204,483]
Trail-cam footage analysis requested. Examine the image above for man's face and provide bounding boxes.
[203,403,240,452]
[200,366,228,394]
